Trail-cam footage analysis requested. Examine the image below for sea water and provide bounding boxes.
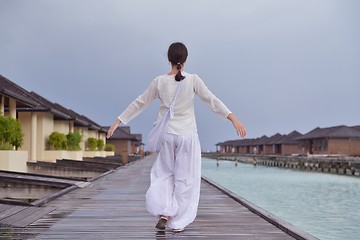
[201,157,360,240]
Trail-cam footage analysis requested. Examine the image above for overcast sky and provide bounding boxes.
[1,0,359,151]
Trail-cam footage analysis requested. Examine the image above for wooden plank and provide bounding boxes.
[9,207,55,228]
[0,205,27,220]
[0,204,13,213]
[0,206,55,227]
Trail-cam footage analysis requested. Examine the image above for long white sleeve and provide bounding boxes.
[118,79,158,124]
[193,74,231,119]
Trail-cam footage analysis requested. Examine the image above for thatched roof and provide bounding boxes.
[265,133,285,145]
[352,126,360,132]
[252,135,269,145]
[276,131,302,144]
[234,138,257,147]
[215,139,238,146]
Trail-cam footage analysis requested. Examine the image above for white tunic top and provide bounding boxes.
[118,72,231,135]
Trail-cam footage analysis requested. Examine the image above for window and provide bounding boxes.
[313,139,328,151]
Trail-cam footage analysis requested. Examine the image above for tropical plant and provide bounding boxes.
[105,143,115,152]
[67,131,82,151]
[7,117,23,149]
[0,116,10,148]
[87,137,97,151]
[48,132,67,150]
[97,139,105,151]
[0,142,12,150]
[0,115,24,150]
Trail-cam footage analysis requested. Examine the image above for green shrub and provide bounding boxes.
[0,115,24,150]
[67,131,82,151]
[48,132,67,150]
[105,143,115,152]
[87,137,97,151]
[0,142,13,150]
[97,139,105,151]
[0,116,9,144]
[7,118,23,150]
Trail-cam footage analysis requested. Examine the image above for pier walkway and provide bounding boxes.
[1,155,317,239]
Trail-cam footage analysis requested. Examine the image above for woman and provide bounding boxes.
[107,42,246,233]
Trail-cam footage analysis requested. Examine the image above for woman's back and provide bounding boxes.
[156,72,231,135]
[156,73,196,135]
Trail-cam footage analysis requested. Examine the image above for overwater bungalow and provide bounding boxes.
[296,125,360,156]
[252,135,268,155]
[236,138,255,154]
[215,139,241,153]
[263,133,285,155]
[274,130,303,155]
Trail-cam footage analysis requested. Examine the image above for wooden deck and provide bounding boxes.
[0,155,318,239]
[0,204,55,228]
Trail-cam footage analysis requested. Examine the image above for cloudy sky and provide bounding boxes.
[1,0,359,151]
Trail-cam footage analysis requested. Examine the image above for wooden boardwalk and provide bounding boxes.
[0,155,318,240]
[0,204,55,228]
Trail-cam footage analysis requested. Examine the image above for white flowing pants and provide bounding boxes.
[145,133,202,229]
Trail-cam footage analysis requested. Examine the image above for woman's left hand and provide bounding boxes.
[107,118,121,138]
[227,113,246,138]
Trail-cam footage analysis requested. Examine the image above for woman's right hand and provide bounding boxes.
[107,118,121,139]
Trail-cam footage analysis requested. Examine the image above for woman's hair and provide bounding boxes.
[168,42,188,81]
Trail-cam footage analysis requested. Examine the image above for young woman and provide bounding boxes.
[107,42,246,233]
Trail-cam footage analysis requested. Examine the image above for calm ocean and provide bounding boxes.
[201,157,360,240]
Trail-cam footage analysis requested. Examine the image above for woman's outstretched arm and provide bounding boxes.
[106,78,158,139]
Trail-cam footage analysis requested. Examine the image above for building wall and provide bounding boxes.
[258,145,264,155]
[297,138,360,156]
[87,130,98,139]
[99,132,106,146]
[281,144,300,155]
[54,120,70,134]
[18,112,31,153]
[349,139,360,156]
[251,146,257,154]
[264,145,273,155]
[106,139,129,156]
[217,146,225,153]
[75,126,88,151]
[298,141,309,155]
[37,112,54,160]
[226,145,235,153]
[239,146,247,154]
[329,138,360,156]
